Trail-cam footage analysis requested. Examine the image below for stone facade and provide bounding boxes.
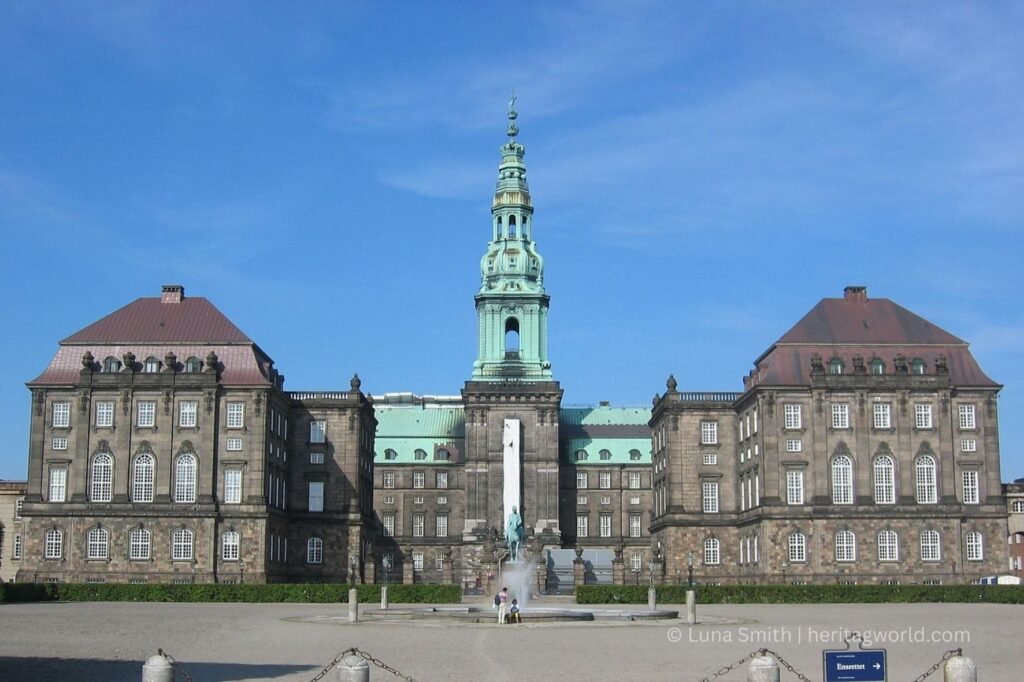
[0,481,27,582]
[1006,481,1024,578]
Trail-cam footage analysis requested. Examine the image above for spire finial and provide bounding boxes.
[506,92,519,140]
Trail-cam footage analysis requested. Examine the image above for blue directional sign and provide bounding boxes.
[823,649,887,682]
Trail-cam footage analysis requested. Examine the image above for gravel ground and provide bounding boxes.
[0,600,1019,681]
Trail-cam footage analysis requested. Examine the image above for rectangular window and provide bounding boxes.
[412,513,425,537]
[786,470,804,505]
[785,439,802,453]
[701,421,718,445]
[13,534,23,560]
[52,436,68,450]
[310,452,325,464]
[629,513,642,538]
[915,404,933,429]
[703,452,717,465]
[599,513,612,537]
[383,513,395,537]
[959,405,976,430]
[961,439,977,453]
[630,495,640,505]
[436,471,448,489]
[436,553,445,570]
[137,401,156,428]
[52,401,70,428]
[383,472,395,489]
[784,404,802,429]
[630,552,642,572]
[576,514,589,538]
[962,470,980,504]
[576,472,588,489]
[413,472,425,489]
[226,437,242,451]
[437,495,447,505]
[383,495,394,505]
[96,400,114,427]
[600,495,611,505]
[45,531,62,559]
[15,497,24,518]
[308,481,324,512]
[226,402,245,429]
[309,420,326,443]
[628,472,641,489]
[831,403,849,429]
[577,495,587,505]
[413,552,424,572]
[48,468,67,502]
[224,469,242,504]
[966,533,983,561]
[413,495,424,505]
[702,481,719,513]
[599,472,611,489]
[435,513,448,538]
[873,403,891,429]
[179,401,198,428]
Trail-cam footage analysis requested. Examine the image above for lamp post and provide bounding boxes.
[633,567,641,585]
[686,552,695,587]
[382,553,393,585]
[648,559,656,588]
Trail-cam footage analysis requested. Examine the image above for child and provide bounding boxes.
[508,598,521,624]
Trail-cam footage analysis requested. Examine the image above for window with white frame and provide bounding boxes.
[382,495,395,505]
[436,471,448,489]
[172,528,194,560]
[87,527,108,559]
[382,513,395,537]
[96,400,114,427]
[959,404,976,430]
[45,529,63,559]
[577,495,587,505]
[629,513,642,537]
[179,401,198,428]
[873,455,895,505]
[226,437,242,451]
[832,455,853,504]
[962,470,980,504]
[412,552,424,572]
[226,402,245,428]
[308,481,324,512]
[137,401,156,428]
[52,436,68,450]
[576,472,588,489]
[174,454,197,503]
[49,467,67,502]
[435,513,448,537]
[577,514,589,538]
[144,357,161,373]
[412,513,425,537]
[789,533,806,562]
[703,452,718,465]
[966,531,983,560]
[920,530,941,561]
[915,404,933,429]
[702,481,719,513]
[310,452,325,464]
[785,439,802,453]
[132,453,155,503]
[599,513,612,537]
[90,453,113,502]
[435,553,445,570]
[873,403,891,429]
[13,533,23,559]
[629,472,641,489]
[14,498,23,518]
[878,530,899,561]
[961,439,977,453]
[784,404,802,429]
[701,421,718,445]
[704,537,721,565]
[129,528,150,560]
[52,401,70,428]
[222,531,240,560]
[599,472,611,489]
[309,420,326,443]
[382,472,395,489]
[786,470,804,505]
[835,530,856,562]
[831,403,849,429]
[1012,500,1024,513]
[413,472,425,489]
[915,455,937,504]
[307,537,323,564]
[600,495,611,505]
[630,552,642,572]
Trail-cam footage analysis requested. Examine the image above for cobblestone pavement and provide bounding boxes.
[0,600,1020,681]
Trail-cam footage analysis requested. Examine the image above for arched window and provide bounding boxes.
[575,449,588,462]
[828,357,845,374]
[132,453,155,503]
[172,528,193,560]
[45,528,63,559]
[1013,500,1024,513]
[496,216,503,239]
[129,528,151,560]
[508,215,517,238]
[703,537,720,565]
[87,527,108,559]
[878,530,899,561]
[788,533,807,563]
[870,358,886,375]
[414,449,427,461]
[966,531,983,560]
[103,356,121,373]
[307,537,323,564]
[184,356,202,373]
[629,449,642,461]
[920,530,941,561]
[911,358,926,375]
[174,453,197,504]
[873,455,895,505]
[384,449,397,461]
[90,453,113,503]
[504,317,520,354]
[222,531,240,561]
[434,448,450,461]
[143,357,161,373]
[831,455,853,505]
[835,530,856,562]
[915,455,937,504]
[599,449,612,461]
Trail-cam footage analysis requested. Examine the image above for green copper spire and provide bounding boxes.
[471,101,552,381]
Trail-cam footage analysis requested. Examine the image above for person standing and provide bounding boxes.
[497,587,509,624]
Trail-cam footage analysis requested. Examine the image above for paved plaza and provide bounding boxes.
[0,599,1020,681]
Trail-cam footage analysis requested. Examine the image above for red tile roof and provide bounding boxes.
[62,296,251,344]
[776,296,965,345]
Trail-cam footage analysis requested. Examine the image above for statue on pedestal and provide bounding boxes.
[505,506,524,562]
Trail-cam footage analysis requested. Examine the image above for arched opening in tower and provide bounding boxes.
[504,317,520,359]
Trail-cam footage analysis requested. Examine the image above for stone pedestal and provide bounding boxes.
[573,559,585,589]
[536,556,547,594]
[481,560,497,595]
[612,558,624,585]
[442,559,453,585]
[362,559,375,585]
[403,548,414,585]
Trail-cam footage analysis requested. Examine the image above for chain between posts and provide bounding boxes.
[309,646,416,682]
[698,646,964,682]
[158,649,194,682]
[911,648,963,682]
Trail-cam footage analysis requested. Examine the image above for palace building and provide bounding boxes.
[15,108,1008,587]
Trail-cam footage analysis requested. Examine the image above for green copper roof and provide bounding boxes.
[373,404,464,465]
[560,406,651,426]
[562,437,652,465]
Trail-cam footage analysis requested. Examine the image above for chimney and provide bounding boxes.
[161,284,185,303]
[843,285,867,303]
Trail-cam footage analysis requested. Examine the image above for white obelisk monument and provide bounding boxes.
[502,418,521,528]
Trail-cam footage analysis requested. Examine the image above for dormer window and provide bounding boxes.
[575,449,588,462]
[599,449,612,461]
[828,357,845,375]
[870,358,885,375]
[629,449,642,461]
[103,356,121,373]
[435,448,450,461]
[144,357,161,373]
[414,449,427,461]
[911,358,926,375]
[184,357,202,373]
[384,449,397,461]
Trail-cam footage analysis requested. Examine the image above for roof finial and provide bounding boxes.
[506,92,519,140]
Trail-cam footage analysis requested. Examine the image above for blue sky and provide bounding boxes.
[1,1,1022,480]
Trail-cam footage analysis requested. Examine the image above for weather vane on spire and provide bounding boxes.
[506,91,519,140]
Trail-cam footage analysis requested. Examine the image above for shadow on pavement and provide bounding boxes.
[0,656,314,681]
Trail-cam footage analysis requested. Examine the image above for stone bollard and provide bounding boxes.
[141,651,174,682]
[336,654,369,682]
[348,588,359,623]
[686,589,696,625]
[747,655,780,682]
[648,586,657,610]
[381,585,389,610]
[944,655,977,682]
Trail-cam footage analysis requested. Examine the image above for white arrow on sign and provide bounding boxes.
[873,663,881,670]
